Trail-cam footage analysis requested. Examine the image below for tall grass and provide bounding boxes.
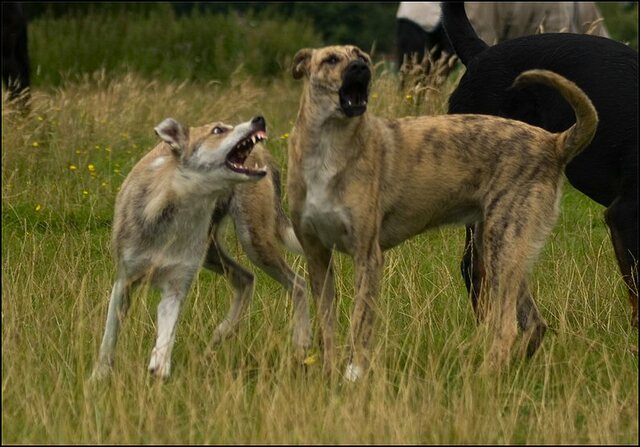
[2,58,638,446]
[28,5,323,87]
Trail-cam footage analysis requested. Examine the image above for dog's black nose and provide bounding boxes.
[347,59,369,76]
[252,116,265,127]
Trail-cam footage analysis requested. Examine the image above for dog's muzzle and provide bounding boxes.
[339,60,371,118]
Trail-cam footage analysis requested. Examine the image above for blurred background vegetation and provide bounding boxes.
[18,2,640,88]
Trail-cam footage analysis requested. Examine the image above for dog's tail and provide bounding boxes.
[271,167,304,255]
[511,69,598,164]
[441,2,489,66]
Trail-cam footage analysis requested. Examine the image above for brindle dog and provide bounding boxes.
[287,45,598,381]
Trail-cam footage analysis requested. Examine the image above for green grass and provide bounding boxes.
[2,51,638,446]
[28,5,323,87]
[598,2,639,49]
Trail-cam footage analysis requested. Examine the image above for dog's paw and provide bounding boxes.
[89,363,112,382]
[212,319,233,345]
[481,345,511,374]
[293,325,312,362]
[523,322,547,358]
[344,363,364,382]
[148,350,171,379]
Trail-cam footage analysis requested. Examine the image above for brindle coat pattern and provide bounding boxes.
[287,45,598,380]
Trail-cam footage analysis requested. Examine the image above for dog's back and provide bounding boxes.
[443,2,639,326]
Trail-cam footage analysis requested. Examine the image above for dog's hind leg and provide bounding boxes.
[462,223,487,321]
[604,193,639,327]
[235,223,311,362]
[464,223,546,354]
[480,191,557,370]
[480,246,525,370]
[516,280,547,357]
[204,226,255,345]
[90,275,131,381]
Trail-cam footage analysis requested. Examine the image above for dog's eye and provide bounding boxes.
[212,127,226,135]
[323,55,340,65]
[357,55,368,64]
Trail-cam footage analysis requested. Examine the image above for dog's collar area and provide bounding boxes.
[225,130,268,177]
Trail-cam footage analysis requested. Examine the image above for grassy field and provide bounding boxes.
[2,63,638,444]
[3,4,639,441]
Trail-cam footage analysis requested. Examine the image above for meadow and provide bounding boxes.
[2,6,638,444]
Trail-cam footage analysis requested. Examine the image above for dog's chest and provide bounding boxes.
[300,156,353,253]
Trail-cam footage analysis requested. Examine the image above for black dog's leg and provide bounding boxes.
[461,224,484,321]
[605,193,639,327]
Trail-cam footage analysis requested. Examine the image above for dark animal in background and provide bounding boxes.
[396,2,609,70]
[2,2,31,105]
[396,2,453,67]
[441,2,639,327]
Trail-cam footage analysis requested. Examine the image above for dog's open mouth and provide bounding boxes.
[339,77,369,118]
[225,131,268,177]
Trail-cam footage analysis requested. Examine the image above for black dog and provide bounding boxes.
[441,2,638,327]
[2,2,31,107]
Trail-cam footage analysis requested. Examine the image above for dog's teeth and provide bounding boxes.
[348,100,353,106]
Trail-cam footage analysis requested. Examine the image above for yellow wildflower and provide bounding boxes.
[87,163,96,173]
[303,353,318,366]
[280,133,289,140]
[68,164,78,171]
[35,204,42,212]
[82,190,89,197]
[32,142,39,148]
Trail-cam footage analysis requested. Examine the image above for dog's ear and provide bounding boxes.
[353,47,372,66]
[292,48,312,80]
[154,118,189,155]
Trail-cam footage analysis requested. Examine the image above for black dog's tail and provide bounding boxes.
[441,2,488,65]
[512,70,598,164]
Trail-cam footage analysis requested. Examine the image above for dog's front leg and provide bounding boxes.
[90,275,130,381]
[345,242,384,382]
[148,276,193,379]
[303,238,337,376]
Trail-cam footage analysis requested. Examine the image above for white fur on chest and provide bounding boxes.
[300,141,353,253]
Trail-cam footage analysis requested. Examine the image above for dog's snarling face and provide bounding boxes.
[292,45,373,118]
[154,116,268,181]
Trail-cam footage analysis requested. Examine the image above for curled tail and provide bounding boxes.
[511,69,598,164]
[441,2,488,65]
[271,165,304,255]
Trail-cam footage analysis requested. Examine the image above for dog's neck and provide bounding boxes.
[295,86,369,161]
